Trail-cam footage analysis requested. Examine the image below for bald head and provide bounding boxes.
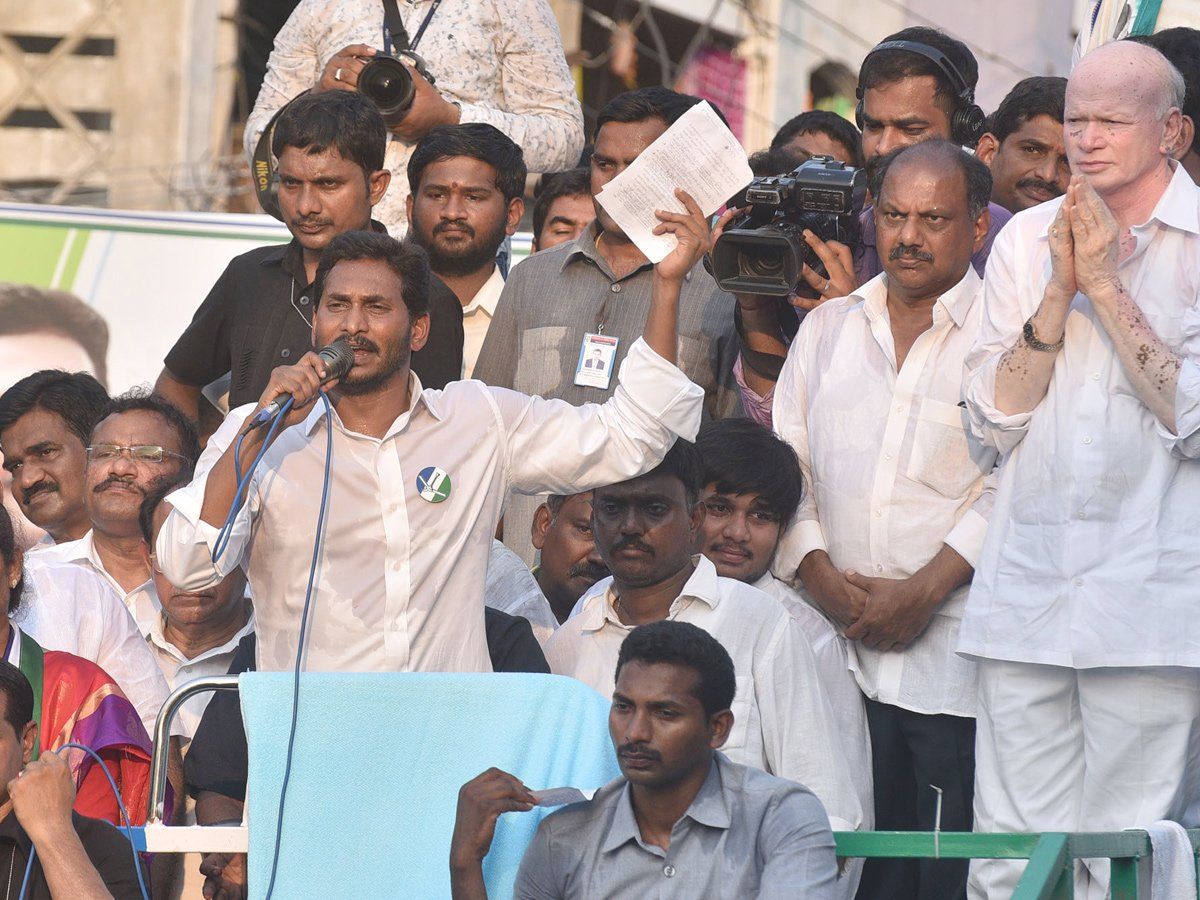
[1071,41,1184,121]
[871,139,993,220]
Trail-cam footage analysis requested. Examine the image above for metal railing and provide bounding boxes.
[834,830,1200,898]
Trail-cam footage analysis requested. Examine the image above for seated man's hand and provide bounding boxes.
[843,572,939,652]
[450,768,536,870]
[10,750,75,844]
[200,852,247,900]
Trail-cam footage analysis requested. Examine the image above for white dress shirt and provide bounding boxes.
[145,608,255,742]
[773,269,997,718]
[545,555,863,832]
[484,540,556,647]
[755,573,874,831]
[32,531,159,634]
[159,337,702,675]
[16,557,172,738]
[961,162,1200,668]
[244,0,584,235]
[462,266,505,380]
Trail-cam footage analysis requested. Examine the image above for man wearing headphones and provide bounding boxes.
[801,28,1014,303]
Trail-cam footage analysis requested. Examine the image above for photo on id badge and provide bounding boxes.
[574,333,619,390]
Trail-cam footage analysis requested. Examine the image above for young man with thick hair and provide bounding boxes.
[156,90,464,424]
[531,168,593,253]
[975,77,1070,213]
[451,620,839,899]
[406,123,527,377]
[770,109,864,168]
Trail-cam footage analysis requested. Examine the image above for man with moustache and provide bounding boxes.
[157,191,713,676]
[961,42,1200,899]
[406,124,526,378]
[545,441,862,838]
[772,141,999,900]
[450,621,839,899]
[975,77,1070,214]
[34,393,200,633]
[0,371,110,545]
[155,91,463,426]
[530,492,608,624]
[786,28,1014,307]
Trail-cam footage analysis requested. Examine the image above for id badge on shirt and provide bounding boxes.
[574,333,619,389]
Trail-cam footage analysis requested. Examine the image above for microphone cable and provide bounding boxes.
[18,742,151,900]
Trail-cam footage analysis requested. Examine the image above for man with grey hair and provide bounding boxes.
[962,41,1198,899]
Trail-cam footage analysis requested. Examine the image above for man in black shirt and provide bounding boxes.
[0,661,144,899]
[155,91,462,425]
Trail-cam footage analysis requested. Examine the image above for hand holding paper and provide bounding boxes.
[596,101,752,264]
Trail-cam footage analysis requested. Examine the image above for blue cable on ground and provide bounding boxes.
[17,741,151,900]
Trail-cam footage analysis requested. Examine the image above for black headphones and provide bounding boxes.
[855,39,986,147]
[251,91,311,222]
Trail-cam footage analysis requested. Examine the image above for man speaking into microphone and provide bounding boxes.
[155,195,709,675]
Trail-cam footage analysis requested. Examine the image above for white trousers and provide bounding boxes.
[969,659,1200,900]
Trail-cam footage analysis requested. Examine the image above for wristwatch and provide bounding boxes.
[1022,316,1064,353]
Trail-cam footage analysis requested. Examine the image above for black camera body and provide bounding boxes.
[710,156,866,296]
[357,51,436,125]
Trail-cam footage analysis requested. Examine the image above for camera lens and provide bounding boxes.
[739,247,786,279]
[357,56,416,119]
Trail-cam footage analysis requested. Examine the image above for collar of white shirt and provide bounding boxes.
[578,555,723,634]
[462,265,506,319]
[146,609,256,666]
[1035,161,1200,240]
[299,370,444,439]
[854,266,981,331]
[31,531,158,622]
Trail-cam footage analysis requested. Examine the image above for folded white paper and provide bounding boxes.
[596,101,752,263]
[530,787,597,807]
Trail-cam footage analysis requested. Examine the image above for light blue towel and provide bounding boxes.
[241,672,620,899]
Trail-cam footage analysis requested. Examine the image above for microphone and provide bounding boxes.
[246,339,355,429]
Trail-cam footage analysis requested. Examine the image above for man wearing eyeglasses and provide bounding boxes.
[32,392,200,633]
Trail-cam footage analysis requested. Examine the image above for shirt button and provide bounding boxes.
[1091,373,1100,380]
[611,283,622,293]
[1075,578,1084,587]
[299,295,310,306]
[884,453,893,461]
[875,564,884,573]
[895,404,903,413]
[874,509,883,518]
[1077,511,1086,520]
[663,865,676,878]
[281,348,291,358]
[1082,436,1092,445]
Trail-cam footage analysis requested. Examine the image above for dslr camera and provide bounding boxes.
[710,156,866,296]
[357,51,436,125]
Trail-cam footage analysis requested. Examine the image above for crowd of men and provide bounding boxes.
[0,1,1198,896]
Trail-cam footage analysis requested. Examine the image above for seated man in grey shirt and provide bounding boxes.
[449,621,838,899]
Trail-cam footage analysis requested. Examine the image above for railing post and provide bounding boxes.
[147,675,240,824]
[1013,833,1070,900]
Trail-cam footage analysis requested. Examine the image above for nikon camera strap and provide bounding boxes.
[382,0,443,55]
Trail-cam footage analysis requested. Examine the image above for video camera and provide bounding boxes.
[710,156,866,296]
[357,51,437,125]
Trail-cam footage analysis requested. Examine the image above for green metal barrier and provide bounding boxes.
[833,830,1200,898]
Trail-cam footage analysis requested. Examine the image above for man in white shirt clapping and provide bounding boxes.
[158,197,710,677]
[771,140,998,900]
[961,41,1200,899]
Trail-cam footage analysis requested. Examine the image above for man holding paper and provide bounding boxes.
[474,87,747,565]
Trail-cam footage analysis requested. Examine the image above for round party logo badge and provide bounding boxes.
[416,466,452,503]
